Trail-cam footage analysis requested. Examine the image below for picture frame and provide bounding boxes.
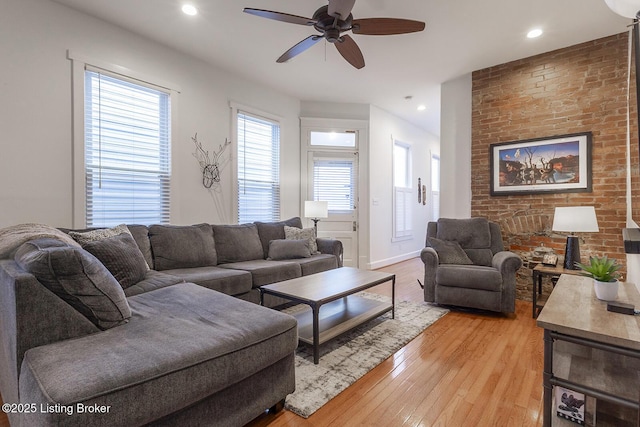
[490,132,592,196]
[542,253,558,266]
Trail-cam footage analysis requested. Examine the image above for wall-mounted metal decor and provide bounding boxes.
[191,133,231,188]
[490,132,592,196]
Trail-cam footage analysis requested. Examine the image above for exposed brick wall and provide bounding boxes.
[471,33,640,301]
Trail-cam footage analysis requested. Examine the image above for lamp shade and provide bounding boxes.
[604,0,640,18]
[304,201,328,219]
[552,206,599,233]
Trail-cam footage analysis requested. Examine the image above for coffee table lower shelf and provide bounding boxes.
[293,295,393,346]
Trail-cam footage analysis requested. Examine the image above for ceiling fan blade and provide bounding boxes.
[243,8,316,26]
[335,35,365,69]
[328,0,356,18]
[277,36,323,63]
[352,18,425,35]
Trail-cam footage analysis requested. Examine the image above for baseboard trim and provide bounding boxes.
[368,251,420,270]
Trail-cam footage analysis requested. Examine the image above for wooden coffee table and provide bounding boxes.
[260,267,395,364]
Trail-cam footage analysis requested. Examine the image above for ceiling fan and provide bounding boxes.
[243,0,425,69]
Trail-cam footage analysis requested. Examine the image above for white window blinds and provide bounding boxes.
[237,111,280,223]
[313,158,356,213]
[84,70,171,227]
[393,141,412,241]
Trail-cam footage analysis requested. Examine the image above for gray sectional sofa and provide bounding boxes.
[0,217,343,426]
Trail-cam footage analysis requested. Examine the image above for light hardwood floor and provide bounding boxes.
[0,258,544,427]
[248,257,545,427]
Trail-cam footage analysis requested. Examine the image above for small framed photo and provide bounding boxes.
[556,386,585,425]
[542,254,558,266]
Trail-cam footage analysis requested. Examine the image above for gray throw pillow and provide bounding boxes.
[284,226,319,254]
[69,224,150,270]
[14,238,131,330]
[267,239,311,260]
[212,223,264,263]
[149,224,217,270]
[428,237,474,265]
[82,233,148,289]
[69,224,132,245]
[255,217,303,258]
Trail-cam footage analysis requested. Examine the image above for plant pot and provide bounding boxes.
[593,279,619,301]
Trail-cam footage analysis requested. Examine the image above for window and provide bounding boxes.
[431,154,440,220]
[84,69,171,227]
[236,111,280,223]
[393,141,412,241]
[312,157,357,213]
[310,131,356,148]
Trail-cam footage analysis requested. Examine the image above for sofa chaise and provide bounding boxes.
[0,217,343,426]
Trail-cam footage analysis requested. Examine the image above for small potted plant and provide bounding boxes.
[575,255,621,301]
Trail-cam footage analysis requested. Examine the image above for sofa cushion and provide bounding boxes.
[126,225,153,269]
[267,239,311,261]
[285,254,338,276]
[14,238,131,329]
[123,270,184,297]
[436,218,491,249]
[285,226,319,254]
[149,224,217,270]
[19,283,298,427]
[428,237,474,265]
[218,260,302,287]
[213,224,264,263]
[436,264,503,292]
[255,217,303,258]
[159,266,253,296]
[81,233,148,289]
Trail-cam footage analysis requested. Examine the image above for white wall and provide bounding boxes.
[300,102,370,121]
[0,0,301,228]
[368,105,439,269]
[440,73,472,218]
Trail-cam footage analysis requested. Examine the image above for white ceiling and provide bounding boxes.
[51,0,630,136]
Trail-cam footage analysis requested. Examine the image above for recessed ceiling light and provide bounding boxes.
[182,4,198,16]
[527,28,543,39]
[417,105,426,111]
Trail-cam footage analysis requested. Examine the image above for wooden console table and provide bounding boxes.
[536,274,640,426]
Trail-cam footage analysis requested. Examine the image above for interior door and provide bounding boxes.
[308,151,359,267]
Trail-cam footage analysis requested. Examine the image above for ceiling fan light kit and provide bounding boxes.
[244,0,425,69]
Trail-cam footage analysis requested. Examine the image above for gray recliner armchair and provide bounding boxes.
[420,217,522,313]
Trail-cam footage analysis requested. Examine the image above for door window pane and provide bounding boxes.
[313,158,356,213]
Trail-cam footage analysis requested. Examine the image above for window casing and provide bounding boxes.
[236,111,280,223]
[84,69,171,227]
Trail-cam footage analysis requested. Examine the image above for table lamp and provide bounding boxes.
[304,201,328,236]
[552,206,599,270]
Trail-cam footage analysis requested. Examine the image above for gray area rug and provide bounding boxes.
[282,292,448,418]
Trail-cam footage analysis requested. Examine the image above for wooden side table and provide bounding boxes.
[532,264,584,318]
